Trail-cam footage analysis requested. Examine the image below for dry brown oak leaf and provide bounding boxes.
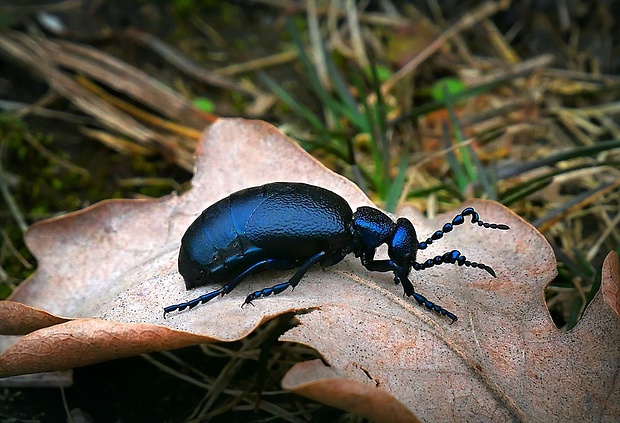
[1,119,619,422]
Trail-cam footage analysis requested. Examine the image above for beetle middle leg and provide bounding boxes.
[243,251,327,306]
[163,258,297,317]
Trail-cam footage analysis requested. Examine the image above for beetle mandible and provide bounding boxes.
[164,182,509,323]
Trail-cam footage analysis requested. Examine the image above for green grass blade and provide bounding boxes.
[369,63,391,197]
[466,144,496,200]
[501,178,553,206]
[259,72,325,133]
[441,121,467,192]
[384,153,409,213]
[499,160,620,204]
[321,46,366,129]
[444,87,476,190]
[494,138,620,180]
[286,19,356,126]
[390,74,523,126]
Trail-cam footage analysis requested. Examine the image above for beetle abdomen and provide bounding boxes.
[179,183,354,289]
[179,189,266,288]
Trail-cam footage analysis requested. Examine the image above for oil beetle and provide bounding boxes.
[164,182,509,322]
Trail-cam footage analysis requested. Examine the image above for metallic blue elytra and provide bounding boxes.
[164,182,510,323]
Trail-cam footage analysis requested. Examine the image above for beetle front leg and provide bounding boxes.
[362,259,404,286]
[408,291,458,323]
[164,258,297,317]
[359,253,458,323]
[393,270,458,323]
[359,249,393,274]
[358,248,407,287]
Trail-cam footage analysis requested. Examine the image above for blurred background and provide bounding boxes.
[1,1,619,421]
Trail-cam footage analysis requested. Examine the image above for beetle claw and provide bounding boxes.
[242,296,255,307]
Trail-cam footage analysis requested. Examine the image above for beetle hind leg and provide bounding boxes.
[164,258,297,317]
[243,251,327,306]
[163,287,225,317]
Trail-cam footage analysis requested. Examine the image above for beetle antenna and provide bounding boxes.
[413,249,497,277]
[418,207,509,250]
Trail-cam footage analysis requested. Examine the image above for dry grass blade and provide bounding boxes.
[77,76,204,140]
[472,54,555,86]
[480,18,521,63]
[0,229,32,270]
[0,32,208,172]
[215,50,298,76]
[380,0,511,95]
[79,128,156,157]
[533,179,620,233]
[125,28,263,98]
[37,34,214,128]
[0,140,28,233]
[0,34,153,141]
[0,1,81,13]
[23,131,89,176]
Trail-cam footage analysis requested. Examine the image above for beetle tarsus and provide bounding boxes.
[410,292,458,323]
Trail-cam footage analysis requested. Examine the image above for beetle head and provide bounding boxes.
[387,217,419,268]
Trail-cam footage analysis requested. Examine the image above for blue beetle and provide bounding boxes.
[164,182,509,322]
